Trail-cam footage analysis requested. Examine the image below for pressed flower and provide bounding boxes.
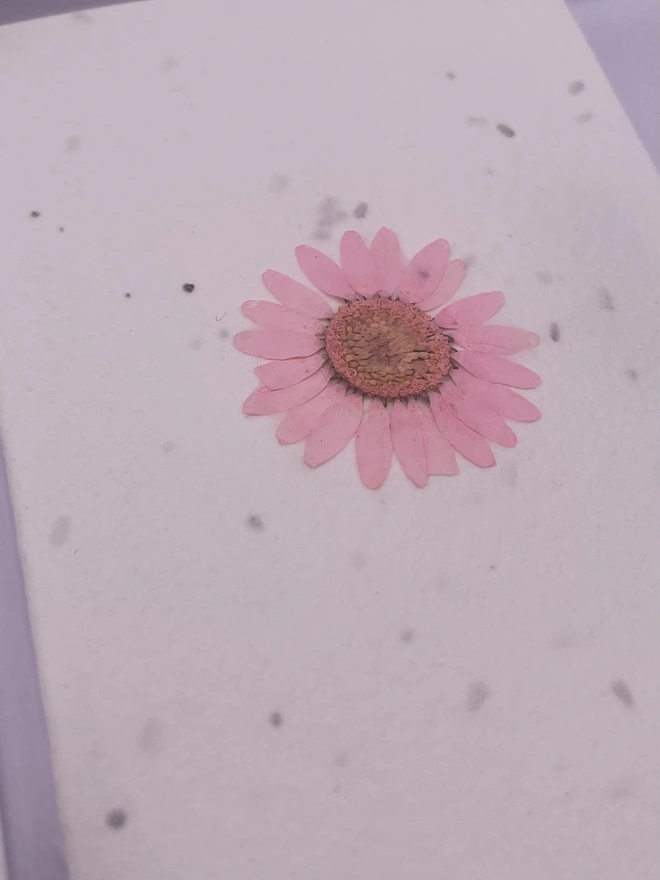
[235,229,541,489]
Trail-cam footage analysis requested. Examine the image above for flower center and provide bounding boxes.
[325,297,452,398]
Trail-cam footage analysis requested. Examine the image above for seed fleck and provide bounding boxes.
[105,808,127,829]
[611,680,634,708]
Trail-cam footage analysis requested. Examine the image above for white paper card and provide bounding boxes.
[1,1,659,878]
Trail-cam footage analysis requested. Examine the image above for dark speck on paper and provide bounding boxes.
[576,111,593,123]
[57,226,65,232]
[218,328,230,339]
[247,514,264,531]
[569,80,586,95]
[65,135,82,152]
[351,551,366,569]
[190,337,203,350]
[598,288,615,310]
[124,292,132,299]
[138,717,162,755]
[550,322,560,342]
[400,628,415,643]
[552,633,576,649]
[50,515,70,547]
[353,202,368,219]
[30,210,41,218]
[269,711,283,728]
[467,681,490,712]
[269,173,290,193]
[489,564,496,571]
[161,56,179,73]
[445,71,456,80]
[626,368,638,381]
[314,197,347,239]
[496,123,515,138]
[105,808,127,830]
[611,679,634,708]
[608,776,635,800]
[502,464,517,487]
[182,283,195,293]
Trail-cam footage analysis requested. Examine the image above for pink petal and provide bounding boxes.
[420,260,465,311]
[440,383,517,448]
[370,227,404,294]
[409,401,458,475]
[355,399,392,489]
[234,330,324,360]
[452,325,540,354]
[340,231,379,297]
[390,400,428,487]
[243,367,332,415]
[262,270,333,318]
[304,394,364,467]
[241,301,325,335]
[276,383,346,444]
[255,353,326,390]
[452,370,541,422]
[435,290,505,329]
[398,239,450,304]
[429,391,496,468]
[452,350,541,389]
[295,245,355,300]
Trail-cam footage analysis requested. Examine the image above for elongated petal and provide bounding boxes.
[340,231,379,297]
[420,260,465,311]
[399,239,450,303]
[441,383,516,448]
[255,353,326,390]
[304,394,364,467]
[262,270,333,318]
[452,325,540,354]
[243,368,331,415]
[429,391,495,468]
[452,370,541,422]
[234,330,324,359]
[276,383,346,444]
[370,227,404,294]
[435,290,505,328]
[409,401,458,475]
[390,400,428,487]
[355,399,392,489]
[241,301,325,335]
[295,245,355,299]
[452,351,541,389]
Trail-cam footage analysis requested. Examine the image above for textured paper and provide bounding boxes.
[0,0,659,878]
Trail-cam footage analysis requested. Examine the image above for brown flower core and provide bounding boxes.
[325,298,452,398]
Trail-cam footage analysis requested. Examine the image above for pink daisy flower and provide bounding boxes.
[235,229,541,489]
